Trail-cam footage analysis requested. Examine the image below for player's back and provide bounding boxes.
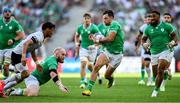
[13,31,44,54]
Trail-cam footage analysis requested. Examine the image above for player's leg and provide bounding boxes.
[79,48,88,88]
[105,53,123,88]
[160,51,173,92]
[138,58,145,85]
[144,58,152,86]
[10,75,40,96]
[88,49,102,85]
[3,50,12,78]
[82,53,108,96]
[3,52,30,91]
[151,50,173,97]
[104,65,115,88]
[0,50,4,74]
[151,54,159,86]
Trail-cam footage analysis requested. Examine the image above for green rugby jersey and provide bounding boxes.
[104,20,124,54]
[144,21,174,54]
[0,17,23,49]
[76,23,100,49]
[31,55,58,85]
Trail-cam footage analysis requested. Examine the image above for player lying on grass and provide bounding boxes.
[6,47,69,96]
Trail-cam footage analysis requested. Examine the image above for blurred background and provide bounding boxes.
[0,0,180,73]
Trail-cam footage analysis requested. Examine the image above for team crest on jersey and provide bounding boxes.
[0,25,3,29]
[87,31,90,34]
[9,26,12,30]
[161,28,164,32]
[151,29,154,33]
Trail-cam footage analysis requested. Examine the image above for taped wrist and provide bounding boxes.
[12,38,16,43]
[53,75,59,83]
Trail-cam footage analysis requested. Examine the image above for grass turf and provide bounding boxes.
[0,73,180,102]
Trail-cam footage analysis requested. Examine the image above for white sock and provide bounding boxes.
[160,80,166,88]
[10,88,23,96]
[3,81,17,91]
[4,73,21,84]
[145,67,151,81]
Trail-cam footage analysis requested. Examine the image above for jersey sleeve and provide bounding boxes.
[31,33,43,43]
[48,62,58,71]
[15,22,24,33]
[93,24,100,34]
[166,23,175,34]
[76,26,80,36]
[143,27,149,37]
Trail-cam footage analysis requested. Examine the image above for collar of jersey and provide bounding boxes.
[83,23,92,30]
[3,17,13,25]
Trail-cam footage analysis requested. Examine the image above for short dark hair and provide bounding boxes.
[42,22,55,30]
[83,13,91,18]
[103,10,114,18]
[150,10,160,16]
[163,13,172,17]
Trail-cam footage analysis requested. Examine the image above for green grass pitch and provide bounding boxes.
[0,73,180,102]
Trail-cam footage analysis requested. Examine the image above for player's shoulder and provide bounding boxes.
[46,55,58,64]
[77,24,83,29]
[144,24,151,30]
[161,21,174,28]
[11,17,20,24]
[111,20,121,27]
[98,23,103,27]
[29,31,43,39]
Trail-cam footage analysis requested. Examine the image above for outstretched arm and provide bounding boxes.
[50,70,69,93]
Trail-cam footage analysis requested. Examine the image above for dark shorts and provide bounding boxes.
[11,52,22,66]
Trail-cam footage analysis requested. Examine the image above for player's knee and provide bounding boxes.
[21,70,30,79]
[157,68,164,75]
[25,86,39,96]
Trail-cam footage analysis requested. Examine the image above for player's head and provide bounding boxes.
[42,22,55,38]
[83,13,92,25]
[163,13,172,23]
[3,8,12,20]
[149,10,160,25]
[144,13,151,24]
[53,47,66,63]
[102,10,114,26]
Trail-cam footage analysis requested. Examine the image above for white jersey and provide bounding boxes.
[13,31,44,54]
[139,24,148,34]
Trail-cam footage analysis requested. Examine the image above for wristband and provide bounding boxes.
[12,38,16,43]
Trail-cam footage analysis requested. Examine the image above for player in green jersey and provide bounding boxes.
[159,12,179,92]
[82,10,124,96]
[142,10,178,97]
[6,47,69,97]
[75,13,102,89]
[0,8,25,78]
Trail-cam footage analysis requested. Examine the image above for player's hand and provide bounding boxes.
[88,45,95,50]
[36,63,43,73]
[142,43,150,51]
[59,85,69,93]
[167,40,176,48]
[21,56,26,66]
[8,39,14,45]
